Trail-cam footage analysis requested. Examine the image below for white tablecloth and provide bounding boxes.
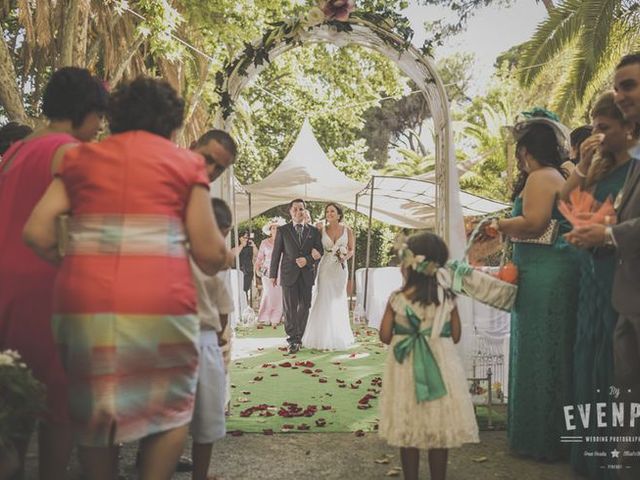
[227,269,248,327]
[354,267,403,330]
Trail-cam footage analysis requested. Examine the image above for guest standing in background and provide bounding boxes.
[488,112,579,460]
[0,67,107,480]
[255,217,286,326]
[238,231,258,303]
[23,76,230,480]
[561,92,638,479]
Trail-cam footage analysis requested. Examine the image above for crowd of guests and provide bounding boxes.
[486,53,640,479]
[0,68,238,480]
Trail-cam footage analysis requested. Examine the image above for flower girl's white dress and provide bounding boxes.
[379,269,479,449]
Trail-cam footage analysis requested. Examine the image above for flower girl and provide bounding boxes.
[379,232,479,480]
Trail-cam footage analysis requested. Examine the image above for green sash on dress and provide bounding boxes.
[393,305,450,403]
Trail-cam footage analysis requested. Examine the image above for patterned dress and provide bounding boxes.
[52,130,207,446]
[570,162,631,479]
[379,277,479,450]
[508,197,580,460]
[0,133,76,423]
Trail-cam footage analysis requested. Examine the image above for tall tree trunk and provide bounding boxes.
[0,32,28,123]
[59,0,81,66]
[72,0,90,66]
[541,0,554,12]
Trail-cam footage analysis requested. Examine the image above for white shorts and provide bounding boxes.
[191,331,226,444]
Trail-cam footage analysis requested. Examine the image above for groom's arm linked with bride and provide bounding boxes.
[268,219,324,352]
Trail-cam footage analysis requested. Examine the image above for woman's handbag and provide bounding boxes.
[509,219,559,245]
[447,218,518,312]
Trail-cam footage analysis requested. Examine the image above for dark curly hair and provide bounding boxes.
[0,122,32,155]
[108,76,184,139]
[42,67,108,128]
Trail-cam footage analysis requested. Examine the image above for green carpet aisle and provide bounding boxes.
[226,324,506,435]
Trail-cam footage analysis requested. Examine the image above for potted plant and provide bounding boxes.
[0,350,45,480]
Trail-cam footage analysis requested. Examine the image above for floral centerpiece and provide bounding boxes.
[0,349,45,477]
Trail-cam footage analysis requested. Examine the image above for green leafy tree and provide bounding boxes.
[518,0,640,122]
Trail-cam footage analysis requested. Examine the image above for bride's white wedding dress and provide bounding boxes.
[302,227,355,351]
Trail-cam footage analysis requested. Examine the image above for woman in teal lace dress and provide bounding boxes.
[560,92,639,478]
[490,114,580,460]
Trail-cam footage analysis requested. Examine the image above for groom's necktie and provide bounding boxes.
[295,223,303,244]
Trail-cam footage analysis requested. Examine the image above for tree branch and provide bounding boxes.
[0,30,29,123]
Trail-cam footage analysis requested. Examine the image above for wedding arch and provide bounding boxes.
[212,5,466,257]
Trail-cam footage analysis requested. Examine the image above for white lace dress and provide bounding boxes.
[301,227,355,351]
[379,273,479,449]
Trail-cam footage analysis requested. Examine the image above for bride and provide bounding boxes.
[302,203,355,351]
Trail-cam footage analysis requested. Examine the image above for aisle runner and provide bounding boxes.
[227,324,383,434]
[226,324,506,435]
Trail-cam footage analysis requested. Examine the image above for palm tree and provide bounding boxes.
[518,0,640,122]
[382,148,436,177]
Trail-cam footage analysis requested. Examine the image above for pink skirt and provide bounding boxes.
[258,280,283,325]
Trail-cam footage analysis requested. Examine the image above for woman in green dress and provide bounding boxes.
[489,112,580,460]
[560,92,639,479]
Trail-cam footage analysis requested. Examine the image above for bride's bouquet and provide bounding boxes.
[328,246,348,269]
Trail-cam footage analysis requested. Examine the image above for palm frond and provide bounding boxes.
[519,0,583,85]
[550,50,585,121]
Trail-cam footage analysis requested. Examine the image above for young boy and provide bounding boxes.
[189,198,235,480]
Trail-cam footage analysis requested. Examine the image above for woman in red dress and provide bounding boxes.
[0,67,107,479]
[24,76,230,480]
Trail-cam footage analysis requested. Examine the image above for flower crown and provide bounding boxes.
[394,236,440,277]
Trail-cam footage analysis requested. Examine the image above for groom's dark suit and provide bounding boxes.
[269,222,323,346]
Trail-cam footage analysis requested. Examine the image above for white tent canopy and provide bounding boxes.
[233,119,508,228]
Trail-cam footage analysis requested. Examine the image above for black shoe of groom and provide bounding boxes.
[289,343,300,354]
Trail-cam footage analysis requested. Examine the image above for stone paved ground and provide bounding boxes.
[24,430,580,480]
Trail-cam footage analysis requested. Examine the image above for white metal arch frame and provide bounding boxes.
[214,15,463,250]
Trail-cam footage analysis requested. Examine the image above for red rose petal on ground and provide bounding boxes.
[355,430,365,437]
[242,391,251,395]
[357,404,372,410]
[279,362,292,367]
[253,376,263,381]
[336,379,345,384]
[282,424,295,429]
[263,429,274,435]
[338,384,346,388]
[270,373,279,377]
[315,418,327,427]
[230,430,243,436]
[322,405,332,410]
[319,378,328,383]
[311,374,319,377]
[297,424,310,431]
[303,368,313,374]
[314,369,323,373]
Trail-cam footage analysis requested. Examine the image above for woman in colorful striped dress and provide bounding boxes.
[24,77,230,480]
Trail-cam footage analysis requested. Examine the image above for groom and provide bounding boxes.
[269,199,323,353]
